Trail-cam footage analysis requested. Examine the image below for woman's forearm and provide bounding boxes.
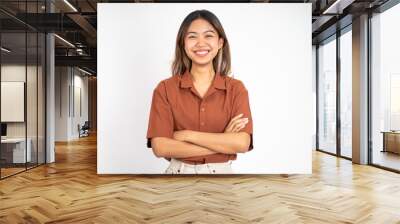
[151,137,217,158]
[184,131,251,154]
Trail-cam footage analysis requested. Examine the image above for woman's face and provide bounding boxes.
[184,18,224,69]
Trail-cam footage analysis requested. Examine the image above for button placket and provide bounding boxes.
[199,100,206,130]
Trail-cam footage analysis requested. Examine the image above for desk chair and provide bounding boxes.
[78,121,90,138]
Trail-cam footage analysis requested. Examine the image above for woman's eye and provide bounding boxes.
[188,36,196,39]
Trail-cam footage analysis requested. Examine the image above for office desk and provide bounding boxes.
[1,138,32,164]
[381,131,400,154]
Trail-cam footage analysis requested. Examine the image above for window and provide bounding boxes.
[318,36,337,154]
[339,28,352,158]
[371,3,400,171]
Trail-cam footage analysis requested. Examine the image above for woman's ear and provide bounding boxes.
[218,38,224,50]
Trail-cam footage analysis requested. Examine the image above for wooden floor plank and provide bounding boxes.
[0,134,400,223]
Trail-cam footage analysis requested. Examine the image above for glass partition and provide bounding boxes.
[339,28,352,158]
[317,36,337,155]
[371,4,400,171]
[27,31,38,169]
[0,1,46,179]
[1,31,28,177]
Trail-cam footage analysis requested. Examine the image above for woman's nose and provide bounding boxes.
[195,37,208,46]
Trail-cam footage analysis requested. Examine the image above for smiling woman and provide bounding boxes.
[146,10,253,174]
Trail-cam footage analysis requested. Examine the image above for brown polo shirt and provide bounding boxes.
[146,70,253,164]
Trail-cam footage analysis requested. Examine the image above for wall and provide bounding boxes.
[72,71,89,138]
[1,65,41,137]
[55,67,89,141]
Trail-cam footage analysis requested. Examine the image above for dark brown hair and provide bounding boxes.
[171,9,231,76]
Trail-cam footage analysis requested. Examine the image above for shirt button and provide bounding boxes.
[200,122,205,126]
[201,107,205,112]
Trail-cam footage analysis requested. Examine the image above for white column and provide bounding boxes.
[46,32,55,163]
[45,0,56,163]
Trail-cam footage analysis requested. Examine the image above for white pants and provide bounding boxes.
[165,158,233,174]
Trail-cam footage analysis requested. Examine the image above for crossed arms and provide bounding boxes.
[151,114,251,158]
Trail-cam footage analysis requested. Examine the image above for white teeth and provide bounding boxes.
[195,50,209,56]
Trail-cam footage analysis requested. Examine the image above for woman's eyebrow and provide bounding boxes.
[187,30,216,35]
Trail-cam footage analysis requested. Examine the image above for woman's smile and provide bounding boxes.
[193,49,210,57]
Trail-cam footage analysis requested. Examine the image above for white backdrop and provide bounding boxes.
[98,3,312,174]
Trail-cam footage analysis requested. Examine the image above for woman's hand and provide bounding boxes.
[224,113,248,133]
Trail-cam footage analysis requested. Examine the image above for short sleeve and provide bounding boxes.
[146,81,174,148]
[232,81,254,151]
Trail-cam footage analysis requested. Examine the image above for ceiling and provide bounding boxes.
[0,0,394,75]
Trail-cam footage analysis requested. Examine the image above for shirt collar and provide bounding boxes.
[180,70,226,90]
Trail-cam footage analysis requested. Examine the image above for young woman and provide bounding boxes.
[147,9,253,174]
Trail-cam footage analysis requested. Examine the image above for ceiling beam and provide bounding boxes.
[67,13,97,46]
[322,0,356,14]
[55,55,96,69]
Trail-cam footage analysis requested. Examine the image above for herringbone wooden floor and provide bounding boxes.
[1,134,400,224]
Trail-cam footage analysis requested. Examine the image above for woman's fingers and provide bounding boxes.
[226,114,243,127]
[225,114,249,133]
[228,119,242,131]
[233,123,245,132]
[232,126,241,133]
[231,118,248,132]
[225,114,243,132]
